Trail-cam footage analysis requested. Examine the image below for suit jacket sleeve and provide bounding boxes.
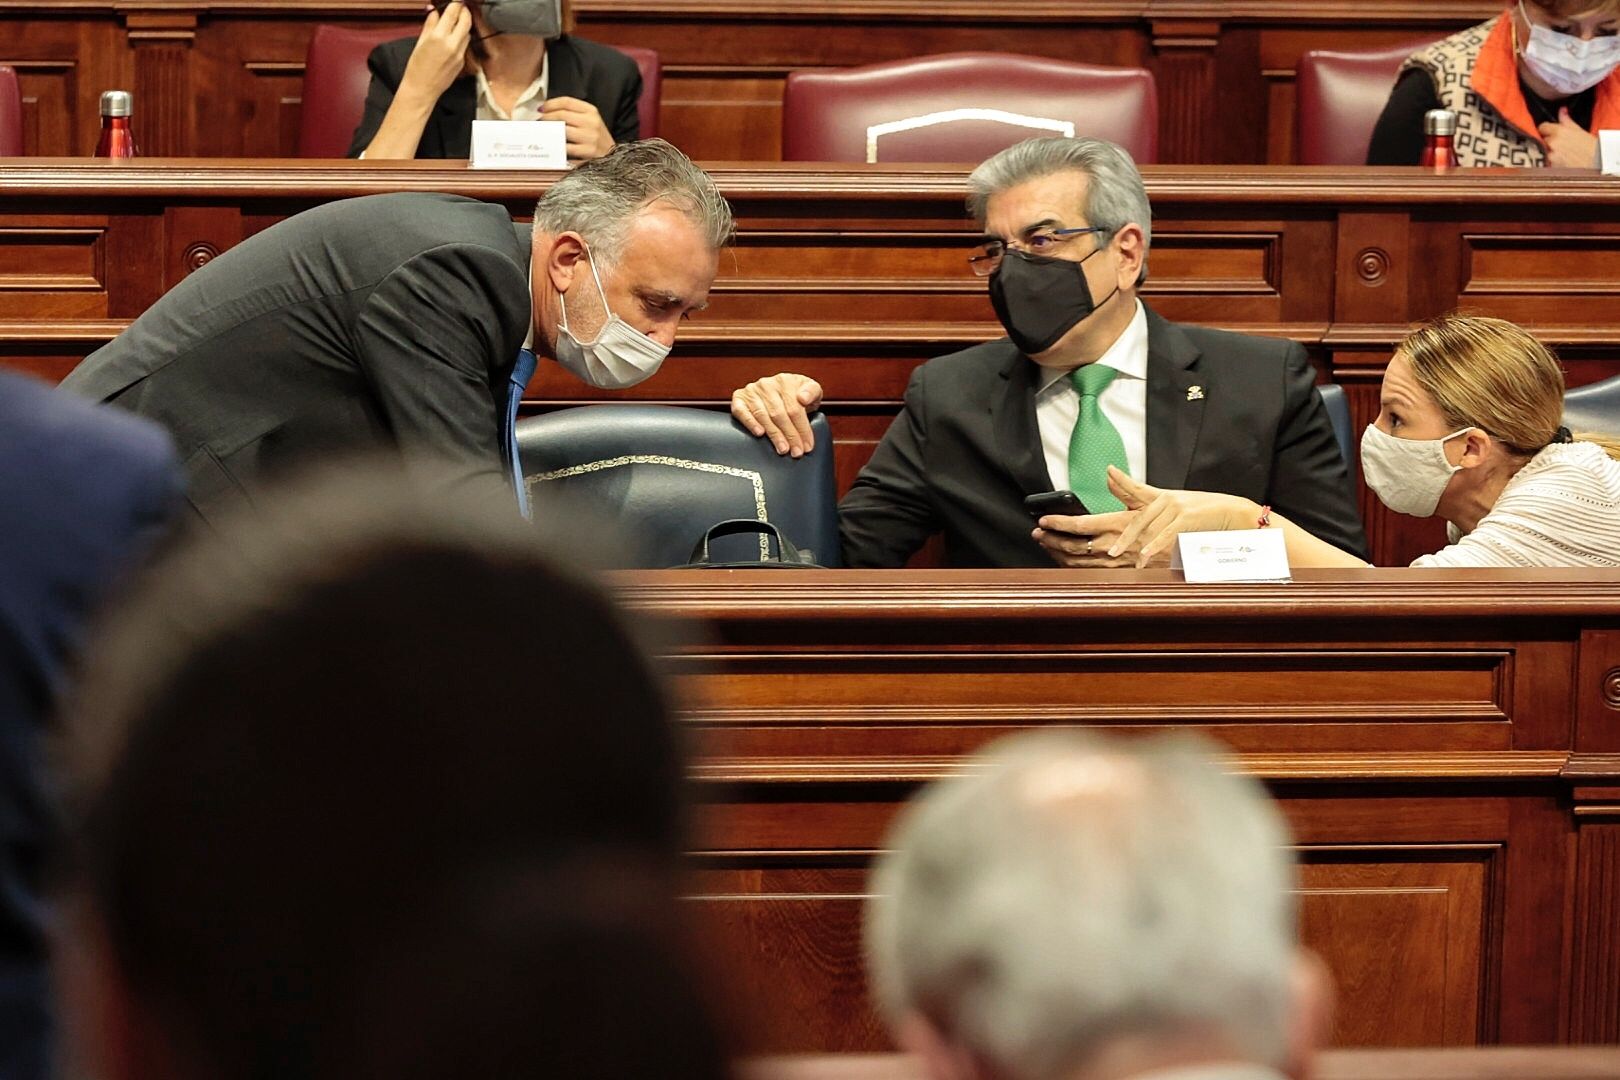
[1269,343,1370,560]
[609,63,642,143]
[837,364,942,568]
[348,42,407,158]
[354,243,525,497]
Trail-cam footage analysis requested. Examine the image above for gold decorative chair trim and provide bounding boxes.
[526,454,770,559]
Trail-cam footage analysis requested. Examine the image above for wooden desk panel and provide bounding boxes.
[0,0,1501,163]
[4,162,1620,567]
[627,569,1620,1051]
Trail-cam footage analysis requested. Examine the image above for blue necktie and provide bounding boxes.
[504,348,537,518]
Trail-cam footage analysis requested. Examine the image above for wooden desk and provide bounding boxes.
[620,569,1620,1051]
[743,1047,1620,1080]
[0,0,1500,163]
[4,161,1619,565]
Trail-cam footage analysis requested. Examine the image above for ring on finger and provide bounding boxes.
[1085,537,1093,556]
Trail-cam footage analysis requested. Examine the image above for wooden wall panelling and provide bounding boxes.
[635,570,1620,1052]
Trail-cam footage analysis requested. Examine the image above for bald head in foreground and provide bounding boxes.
[868,730,1330,1080]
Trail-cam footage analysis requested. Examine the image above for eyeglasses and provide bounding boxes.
[968,226,1108,277]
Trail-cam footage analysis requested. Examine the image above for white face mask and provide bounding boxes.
[1518,2,1620,96]
[554,247,671,390]
[1360,423,1471,518]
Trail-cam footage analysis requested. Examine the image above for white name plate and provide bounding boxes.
[469,119,567,169]
[1171,528,1291,584]
[1600,130,1620,176]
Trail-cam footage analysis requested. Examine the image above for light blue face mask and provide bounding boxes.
[482,0,562,41]
[1518,0,1620,96]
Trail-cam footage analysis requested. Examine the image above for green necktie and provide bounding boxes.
[1066,363,1129,512]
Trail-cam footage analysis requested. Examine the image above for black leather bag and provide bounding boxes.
[681,519,823,569]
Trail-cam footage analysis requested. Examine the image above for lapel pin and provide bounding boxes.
[1186,385,1204,401]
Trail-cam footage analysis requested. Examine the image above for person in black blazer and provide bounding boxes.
[732,137,1367,569]
[0,369,179,1080]
[350,0,640,161]
[59,140,731,526]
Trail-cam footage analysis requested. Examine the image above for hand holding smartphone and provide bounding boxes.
[1023,490,1089,521]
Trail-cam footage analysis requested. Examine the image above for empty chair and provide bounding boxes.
[517,405,839,568]
[0,66,22,156]
[782,52,1158,164]
[1295,39,1443,165]
[298,24,417,158]
[1565,374,1620,438]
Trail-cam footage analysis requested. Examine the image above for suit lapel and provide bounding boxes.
[1143,307,1206,489]
[547,37,586,98]
[435,78,477,158]
[991,350,1056,496]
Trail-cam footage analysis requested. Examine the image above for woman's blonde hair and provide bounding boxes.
[1534,0,1620,19]
[1398,314,1620,461]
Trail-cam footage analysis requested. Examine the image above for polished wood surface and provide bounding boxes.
[743,1047,1620,1080]
[0,0,1500,162]
[626,570,1620,1051]
[4,161,1620,566]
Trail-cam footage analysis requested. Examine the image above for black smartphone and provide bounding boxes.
[1023,490,1089,520]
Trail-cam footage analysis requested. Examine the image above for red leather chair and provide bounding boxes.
[298,26,662,157]
[0,66,23,156]
[615,46,661,140]
[1295,39,1444,165]
[782,52,1158,164]
[299,24,418,158]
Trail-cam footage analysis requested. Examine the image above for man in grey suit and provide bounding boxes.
[733,137,1367,569]
[867,729,1332,1080]
[61,138,731,524]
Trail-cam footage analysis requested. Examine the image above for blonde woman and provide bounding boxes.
[1060,315,1620,568]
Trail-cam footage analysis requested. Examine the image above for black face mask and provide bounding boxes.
[988,246,1118,357]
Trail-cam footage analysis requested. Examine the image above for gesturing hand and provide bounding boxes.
[541,97,615,160]
[731,373,824,458]
[401,1,473,104]
[1540,107,1599,169]
[1105,467,1254,567]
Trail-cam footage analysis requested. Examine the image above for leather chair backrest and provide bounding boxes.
[1295,39,1443,165]
[517,405,840,568]
[615,45,662,139]
[1564,375,1620,439]
[0,66,22,157]
[782,52,1158,164]
[299,24,417,158]
[1317,382,1356,480]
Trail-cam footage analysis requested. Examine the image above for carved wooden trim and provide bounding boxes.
[611,569,1620,621]
[9,162,1620,204]
[691,750,1570,785]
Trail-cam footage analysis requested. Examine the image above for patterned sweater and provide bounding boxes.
[1413,442,1620,568]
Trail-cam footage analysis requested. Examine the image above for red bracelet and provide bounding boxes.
[1256,504,1272,529]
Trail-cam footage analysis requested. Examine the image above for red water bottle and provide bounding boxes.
[95,91,137,158]
[1419,108,1457,170]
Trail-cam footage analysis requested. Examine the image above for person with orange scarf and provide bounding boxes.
[1367,0,1620,167]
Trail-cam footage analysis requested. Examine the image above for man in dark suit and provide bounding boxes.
[733,136,1367,568]
[60,139,731,526]
[349,0,640,160]
[0,369,179,1080]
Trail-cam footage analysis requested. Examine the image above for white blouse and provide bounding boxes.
[1411,442,1620,568]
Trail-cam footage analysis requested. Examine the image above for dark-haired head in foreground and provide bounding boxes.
[54,463,714,1080]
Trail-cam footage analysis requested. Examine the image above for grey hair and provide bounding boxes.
[534,138,734,265]
[967,136,1152,284]
[866,729,1298,1080]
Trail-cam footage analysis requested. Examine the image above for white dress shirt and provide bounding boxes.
[1035,298,1150,493]
[475,52,550,121]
